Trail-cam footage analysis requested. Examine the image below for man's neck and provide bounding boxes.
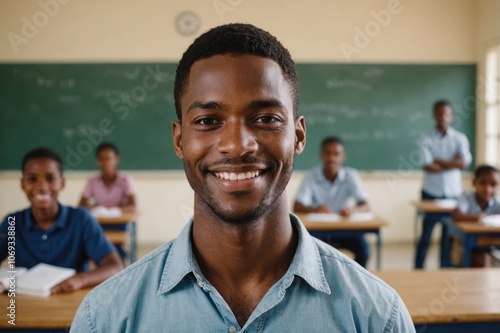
[323,167,339,183]
[475,193,490,211]
[192,196,297,286]
[32,203,59,230]
[191,196,297,326]
[437,126,448,136]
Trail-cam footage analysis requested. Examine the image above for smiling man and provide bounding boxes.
[71,23,415,332]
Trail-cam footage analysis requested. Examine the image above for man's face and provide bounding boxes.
[321,142,345,174]
[173,54,305,223]
[433,104,453,130]
[21,158,65,211]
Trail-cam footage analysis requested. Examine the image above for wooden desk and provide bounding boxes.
[97,212,138,263]
[412,200,457,214]
[297,213,388,269]
[0,289,89,332]
[412,200,455,268]
[375,269,500,332]
[447,221,500,267]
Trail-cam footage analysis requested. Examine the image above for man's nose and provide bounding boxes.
[217,120,258,158]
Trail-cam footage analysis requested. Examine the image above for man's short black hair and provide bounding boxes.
[321,136,344,150]
[433,100,451,113]
[174,23,299,120]
[474,164,499,179]
[96,142,119,157]
[22,147,63,175]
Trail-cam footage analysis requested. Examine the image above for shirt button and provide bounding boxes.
[42,235,48,240]
[229,326,237,333]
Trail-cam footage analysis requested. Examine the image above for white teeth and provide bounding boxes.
[34,194,50,201]
[214,170,261,181]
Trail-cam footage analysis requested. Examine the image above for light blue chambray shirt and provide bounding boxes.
[294,166,368,212]
[456,192,500,214]
[70,215,415,333]
[420,127,472,198]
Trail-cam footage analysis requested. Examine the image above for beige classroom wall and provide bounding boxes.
[0,0,476,62]
[0,0,481,245]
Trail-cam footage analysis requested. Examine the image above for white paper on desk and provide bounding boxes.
[306,213,341,222]
[17,263,76,297]
[433,199,457,209]
[348,212,375,222]
[91,206,122,218]
[481,215,500,227]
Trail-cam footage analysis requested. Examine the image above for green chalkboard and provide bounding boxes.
[0,63,476,171]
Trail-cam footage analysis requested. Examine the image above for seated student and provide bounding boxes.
[79,142,136,213]
[452,164,500,267]
[0,148,123,294]
[293,136,370,267]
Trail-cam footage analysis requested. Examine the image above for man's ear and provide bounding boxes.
[172,120,184,159]
[294,116,306,156]
[60,177,66,190]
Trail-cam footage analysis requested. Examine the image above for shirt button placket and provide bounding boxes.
[42,234,48,240]
[229,326,237,333]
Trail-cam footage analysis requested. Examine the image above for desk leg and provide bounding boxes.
[462,234,475,268]
[439,217,452,268]
[414,211,420,250]
[376,230,382,270]
[128,221,137,263]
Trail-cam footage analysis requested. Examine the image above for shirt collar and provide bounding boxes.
[157,214,331,295]
[24,202,68,232]
[316,166,345,184]
[473,193,495,212]
[433,127,455,137]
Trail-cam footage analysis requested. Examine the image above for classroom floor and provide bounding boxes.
[136,241,441,271]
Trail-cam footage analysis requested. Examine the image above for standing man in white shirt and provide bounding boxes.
[415,100,472,268]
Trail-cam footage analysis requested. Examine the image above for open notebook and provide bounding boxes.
[0,263,75,297]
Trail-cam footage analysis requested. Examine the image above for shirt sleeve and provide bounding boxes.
[419,133,434,167]
[123,175,135,196]
[81,210,116,263]
[457,133,472,167]
[294,172,318,207]
[82,178,94,199]
[456,193,470,213]
[348,170,368,203]
[71,297,97,333]
[385,294,416,333]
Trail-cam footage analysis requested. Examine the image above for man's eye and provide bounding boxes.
[196,118,218,125]
[256,116,279,124]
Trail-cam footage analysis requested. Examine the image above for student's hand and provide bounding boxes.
[315,205,332,213]
[477,213,487,223]
[339,207,351,218]
[51,274,85,294]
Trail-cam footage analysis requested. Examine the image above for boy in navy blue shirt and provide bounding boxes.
[0,148,123,294]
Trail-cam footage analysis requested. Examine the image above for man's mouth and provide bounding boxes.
[33,193,51,202]
[214,170,261,181]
